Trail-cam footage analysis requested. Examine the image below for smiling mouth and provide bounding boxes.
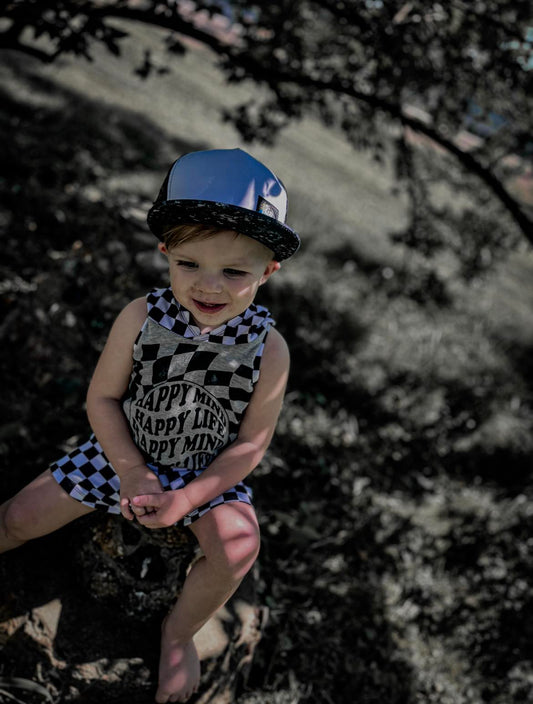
[193,299,227,314]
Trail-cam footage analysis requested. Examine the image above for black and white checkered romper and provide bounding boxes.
[50,286,274,526]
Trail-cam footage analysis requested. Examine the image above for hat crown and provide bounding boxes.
[166,148,288,223]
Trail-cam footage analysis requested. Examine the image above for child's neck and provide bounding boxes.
[190,315,226,335]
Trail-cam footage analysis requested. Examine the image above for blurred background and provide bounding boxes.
[1,2,532,703]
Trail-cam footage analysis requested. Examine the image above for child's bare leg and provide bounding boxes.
[0,470,94,553]
[156,502,260,704]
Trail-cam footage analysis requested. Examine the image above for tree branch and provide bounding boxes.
[223,55,533,243]
[2,2,529,243]
[450,0,530,43]
[91,4,234,57]
[0,33,55,62]
[345,86,532,243]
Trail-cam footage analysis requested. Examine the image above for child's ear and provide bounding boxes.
[259,260,281,285]
[158,242,168,256]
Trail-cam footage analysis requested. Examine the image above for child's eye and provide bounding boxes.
[176,260,197,269]
[224,268,247,278]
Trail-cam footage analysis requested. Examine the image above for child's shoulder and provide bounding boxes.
[108,296,148,339]
[118,296,148,325]
[261,326,290,377]
[125,295,148,316]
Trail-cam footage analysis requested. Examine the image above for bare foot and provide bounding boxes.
[156,623,201,703]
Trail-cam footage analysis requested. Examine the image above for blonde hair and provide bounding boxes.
[162,223,233,250]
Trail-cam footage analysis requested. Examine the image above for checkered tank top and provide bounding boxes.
[122,287,274,471]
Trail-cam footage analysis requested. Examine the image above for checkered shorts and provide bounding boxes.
[50,434,252,527]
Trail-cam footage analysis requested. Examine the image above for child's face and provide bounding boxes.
[159,230,280,333]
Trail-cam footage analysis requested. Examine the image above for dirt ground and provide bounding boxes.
[1,30,533,704]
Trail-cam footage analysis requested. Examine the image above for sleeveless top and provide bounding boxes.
[121,287,274,471]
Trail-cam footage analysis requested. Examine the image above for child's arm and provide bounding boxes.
[132,327,290,527]
[86,297,164,520]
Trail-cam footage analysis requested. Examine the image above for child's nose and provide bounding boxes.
[196,272,223,293]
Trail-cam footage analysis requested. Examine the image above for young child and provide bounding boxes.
[0,148,300,703]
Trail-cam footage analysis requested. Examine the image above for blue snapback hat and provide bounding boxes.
[147,148,300,261]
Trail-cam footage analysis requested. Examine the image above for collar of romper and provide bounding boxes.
[146,287,274,344]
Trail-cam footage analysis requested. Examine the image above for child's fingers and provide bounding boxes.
[132,493,164,509]
[120,497,135,521]
[137,512,161,529]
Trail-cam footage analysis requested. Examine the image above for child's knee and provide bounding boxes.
[220,530,259,582]
[228,519,260,577]
[199,506,261,581]
[2,498,30,542]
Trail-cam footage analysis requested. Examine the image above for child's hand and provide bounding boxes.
[119,465,164,521]
[131,490,195,528]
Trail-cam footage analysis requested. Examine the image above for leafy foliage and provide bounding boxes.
[1,0,532,272]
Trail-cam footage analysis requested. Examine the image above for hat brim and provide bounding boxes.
[147,200,300,261]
